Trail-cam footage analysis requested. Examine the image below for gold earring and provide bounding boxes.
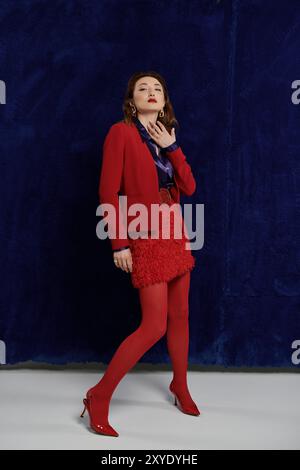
[130,104,136,116]
[159,109,164,117]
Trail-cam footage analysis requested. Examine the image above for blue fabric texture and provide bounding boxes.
[0,0,298,367]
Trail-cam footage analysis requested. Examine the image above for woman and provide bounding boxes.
[81,71,200,437]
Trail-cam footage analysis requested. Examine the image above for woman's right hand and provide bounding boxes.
[113,248,133,273]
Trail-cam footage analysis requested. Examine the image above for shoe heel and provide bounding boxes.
[170,385,177,406]
[169,383,201,416]
[80,398,87,418]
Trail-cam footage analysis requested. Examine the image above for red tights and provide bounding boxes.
[88,270,195,423]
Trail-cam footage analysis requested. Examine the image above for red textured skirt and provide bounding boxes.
[128,188,196,289]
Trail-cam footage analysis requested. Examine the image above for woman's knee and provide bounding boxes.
[152,320,168,340]
[140,317,167,342]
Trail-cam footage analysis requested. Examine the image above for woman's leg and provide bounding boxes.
[88,281,168,423]
[166,270,197,406]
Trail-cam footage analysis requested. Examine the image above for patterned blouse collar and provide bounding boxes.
[132,116,174,181]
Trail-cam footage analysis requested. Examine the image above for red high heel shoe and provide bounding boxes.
[80,391,119,437]
[169,381,201,416]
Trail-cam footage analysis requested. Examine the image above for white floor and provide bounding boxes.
[0,368,299,450]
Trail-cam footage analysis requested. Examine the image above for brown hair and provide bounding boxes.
[122,71,179,133]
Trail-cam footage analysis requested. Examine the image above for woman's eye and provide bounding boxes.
[139,88,162,92]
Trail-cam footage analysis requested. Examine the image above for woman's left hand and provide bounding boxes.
[146,121,176,148]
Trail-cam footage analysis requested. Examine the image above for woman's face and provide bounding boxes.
[132,76,165,115]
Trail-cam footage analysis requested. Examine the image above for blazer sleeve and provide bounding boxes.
[165,145,196,196]
[98,123,130,251]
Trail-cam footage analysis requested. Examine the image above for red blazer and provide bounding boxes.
[98,120,196,251]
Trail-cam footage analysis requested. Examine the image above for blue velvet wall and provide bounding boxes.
[0,0,299,367]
